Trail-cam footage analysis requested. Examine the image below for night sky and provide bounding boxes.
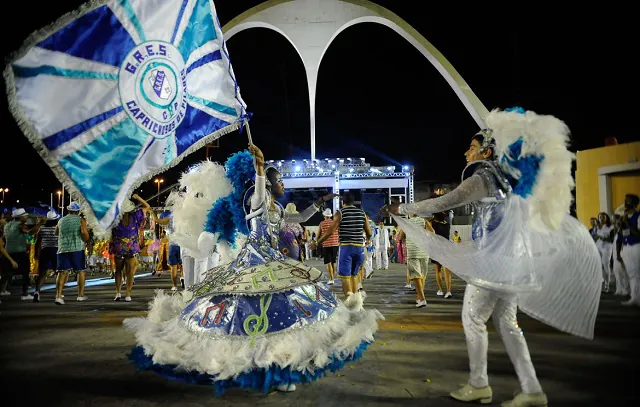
[0,1,635,208]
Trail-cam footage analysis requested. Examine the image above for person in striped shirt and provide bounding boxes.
[318,208,339,284]
[33,211,60,303]
[312,192,372,298]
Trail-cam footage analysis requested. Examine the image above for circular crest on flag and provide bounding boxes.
[118,41,187,138]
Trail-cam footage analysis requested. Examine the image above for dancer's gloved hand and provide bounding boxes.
[315,193,338,207]
[380,200,400,216]
[248,144,264,165]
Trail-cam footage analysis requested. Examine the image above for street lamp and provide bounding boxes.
[154,179,164,206]
[57,190,62,208]
[1,188,8,203]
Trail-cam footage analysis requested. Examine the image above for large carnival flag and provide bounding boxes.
[4,0,247,234]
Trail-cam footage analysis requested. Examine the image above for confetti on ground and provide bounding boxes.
[424,378,431,383]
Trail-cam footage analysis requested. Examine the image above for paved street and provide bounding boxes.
[0,260,638,406]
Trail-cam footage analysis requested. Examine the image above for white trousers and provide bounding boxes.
[182,255,196,286]
[598,242,613,288]
[613,242,630,296]
[621,244,640,305]
[375,246,388,270]
[364,249,374,276]
[304,243,311,261]
[462,284,542,394]
[196,253,220,285]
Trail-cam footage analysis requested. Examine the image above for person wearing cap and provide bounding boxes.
[317,208,339,284]
[33,210,60,302]
[54,202,90,304]
[1,208,45,300]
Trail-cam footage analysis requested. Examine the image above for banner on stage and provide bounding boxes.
[4,0,247,234]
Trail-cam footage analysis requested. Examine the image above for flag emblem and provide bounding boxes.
[5,0,247,234]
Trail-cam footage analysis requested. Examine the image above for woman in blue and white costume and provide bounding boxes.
[124,144,383,395]
[386,108,602,407]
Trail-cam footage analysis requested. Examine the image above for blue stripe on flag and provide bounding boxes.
[170,0,190,44]
[177,0,217,60]
[59,118,147,219]
[37,5,136,68]
[43,106,124,151]
[12,65,118,81]
[118,0,146,42]
[185,50,221,75]
[174,104,230,156]
[186,94,237,117]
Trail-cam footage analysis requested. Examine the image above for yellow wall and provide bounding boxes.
[575,142,640,228]
[611,172,640,211]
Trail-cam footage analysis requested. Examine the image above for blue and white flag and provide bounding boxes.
[4,0,247,234]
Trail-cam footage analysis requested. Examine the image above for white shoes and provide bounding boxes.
[416,299,427,308]
[21,294,34,301]
[501,392,548,406]
[77,296,88,302]
[55,298,65,305]
[444,292,453,299]
[450,384,493,404]
[0,291,10,296]
[276,383,296,392]
[125,296,132,302]
[171,286,178,291]
[327,280,334,285]
[436,290,444,296]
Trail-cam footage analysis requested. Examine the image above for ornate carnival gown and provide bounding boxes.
[124,174,383,394]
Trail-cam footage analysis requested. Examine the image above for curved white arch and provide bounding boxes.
[224,22,306,67]
[317,16,487,128]
[222,0,489,160]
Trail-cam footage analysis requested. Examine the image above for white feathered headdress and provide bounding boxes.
[485,107,575,232]
[165,160,232,254]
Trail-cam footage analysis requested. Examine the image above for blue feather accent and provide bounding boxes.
[128,340,372,395]
[505,106,525,114]
[500,138,543,198]
[203,151,256,245]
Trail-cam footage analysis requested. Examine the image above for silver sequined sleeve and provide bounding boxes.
[398,174,489,216]
[251,175,266,210]
[284,203,320,224]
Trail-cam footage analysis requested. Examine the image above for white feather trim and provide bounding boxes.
[486,109,574,232]
[123,291,383,379]
[166,161,233,254]
[197,231,218,259]
[216,233,247,264]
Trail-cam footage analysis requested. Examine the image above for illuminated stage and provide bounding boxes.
[270,157,414,224]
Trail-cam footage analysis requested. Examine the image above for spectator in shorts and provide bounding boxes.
[154,212,183,291]
[312,192,372,299]
[430,211,453,298]
[0,212,19,304]
[33,210,60,303]
[317,208,339,284]
[1,208,44,300]
[397,214,431,308]
[55,202,90,304]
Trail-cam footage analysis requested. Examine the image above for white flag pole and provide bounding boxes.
[61,184,65,217]
[244,120,253,145]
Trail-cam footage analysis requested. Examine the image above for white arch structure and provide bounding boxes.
[223,0,489,160]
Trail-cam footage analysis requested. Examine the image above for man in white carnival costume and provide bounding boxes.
[386,107,602,407]
[374,220,389,270]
